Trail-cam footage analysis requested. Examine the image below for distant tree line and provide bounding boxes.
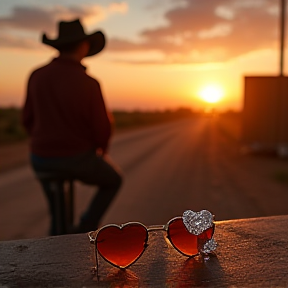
[112,107,196,129]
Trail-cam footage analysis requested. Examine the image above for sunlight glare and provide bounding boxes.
[199,85,224,103]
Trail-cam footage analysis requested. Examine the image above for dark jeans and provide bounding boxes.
[31,150,122,234]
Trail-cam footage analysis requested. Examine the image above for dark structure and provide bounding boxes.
[242,0,288,156]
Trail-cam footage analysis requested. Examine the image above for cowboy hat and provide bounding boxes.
[42,19,105,57]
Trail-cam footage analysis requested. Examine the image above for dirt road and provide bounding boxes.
[1,117,287,241]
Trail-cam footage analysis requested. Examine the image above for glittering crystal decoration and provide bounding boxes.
[200,238,217,254]
[182,210,213,235]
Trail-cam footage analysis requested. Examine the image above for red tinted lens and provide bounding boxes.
[96,223,148,268]
[167,218,214,256]
[168,218,198,256]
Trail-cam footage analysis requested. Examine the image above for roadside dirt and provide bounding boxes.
[0,140,30,172]
[217,114,288,188]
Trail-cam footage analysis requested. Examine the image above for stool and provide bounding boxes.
[36,172,75,235]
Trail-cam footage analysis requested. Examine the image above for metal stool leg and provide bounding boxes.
[37,174,75,235]
[64,180,74,232]
[49,180,66,235]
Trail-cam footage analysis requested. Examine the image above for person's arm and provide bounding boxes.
[91,80,112,155]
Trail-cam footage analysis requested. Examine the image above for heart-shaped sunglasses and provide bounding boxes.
[88,210,217,271]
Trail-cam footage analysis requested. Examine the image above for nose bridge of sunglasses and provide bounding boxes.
[147,224,166,232]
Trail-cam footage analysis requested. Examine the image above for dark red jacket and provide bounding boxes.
[22,57,112,157]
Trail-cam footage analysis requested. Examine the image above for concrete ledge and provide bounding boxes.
[1,215,288,287]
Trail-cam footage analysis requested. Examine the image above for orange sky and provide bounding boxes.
[0,0,286,111]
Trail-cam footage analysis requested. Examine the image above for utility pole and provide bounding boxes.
[280,0,286,76]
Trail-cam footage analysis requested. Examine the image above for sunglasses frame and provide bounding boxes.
[88,215,215,271]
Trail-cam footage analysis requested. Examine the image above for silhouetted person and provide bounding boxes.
[22,19,122,235]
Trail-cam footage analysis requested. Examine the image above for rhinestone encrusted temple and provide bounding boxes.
[200,238,218,254]
[182,210,213,235]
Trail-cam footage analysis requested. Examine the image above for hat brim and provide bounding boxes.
[42,31,105,57]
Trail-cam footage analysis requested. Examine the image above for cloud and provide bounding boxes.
[0,32,41,50]
[0,5,103,34]
[0,6,55,34]
[108,2,128,14]
[0,2,128,50]
[0,0,280,64]
[107,0,280,63]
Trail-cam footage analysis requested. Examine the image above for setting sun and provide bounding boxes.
[199,85,224,103]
